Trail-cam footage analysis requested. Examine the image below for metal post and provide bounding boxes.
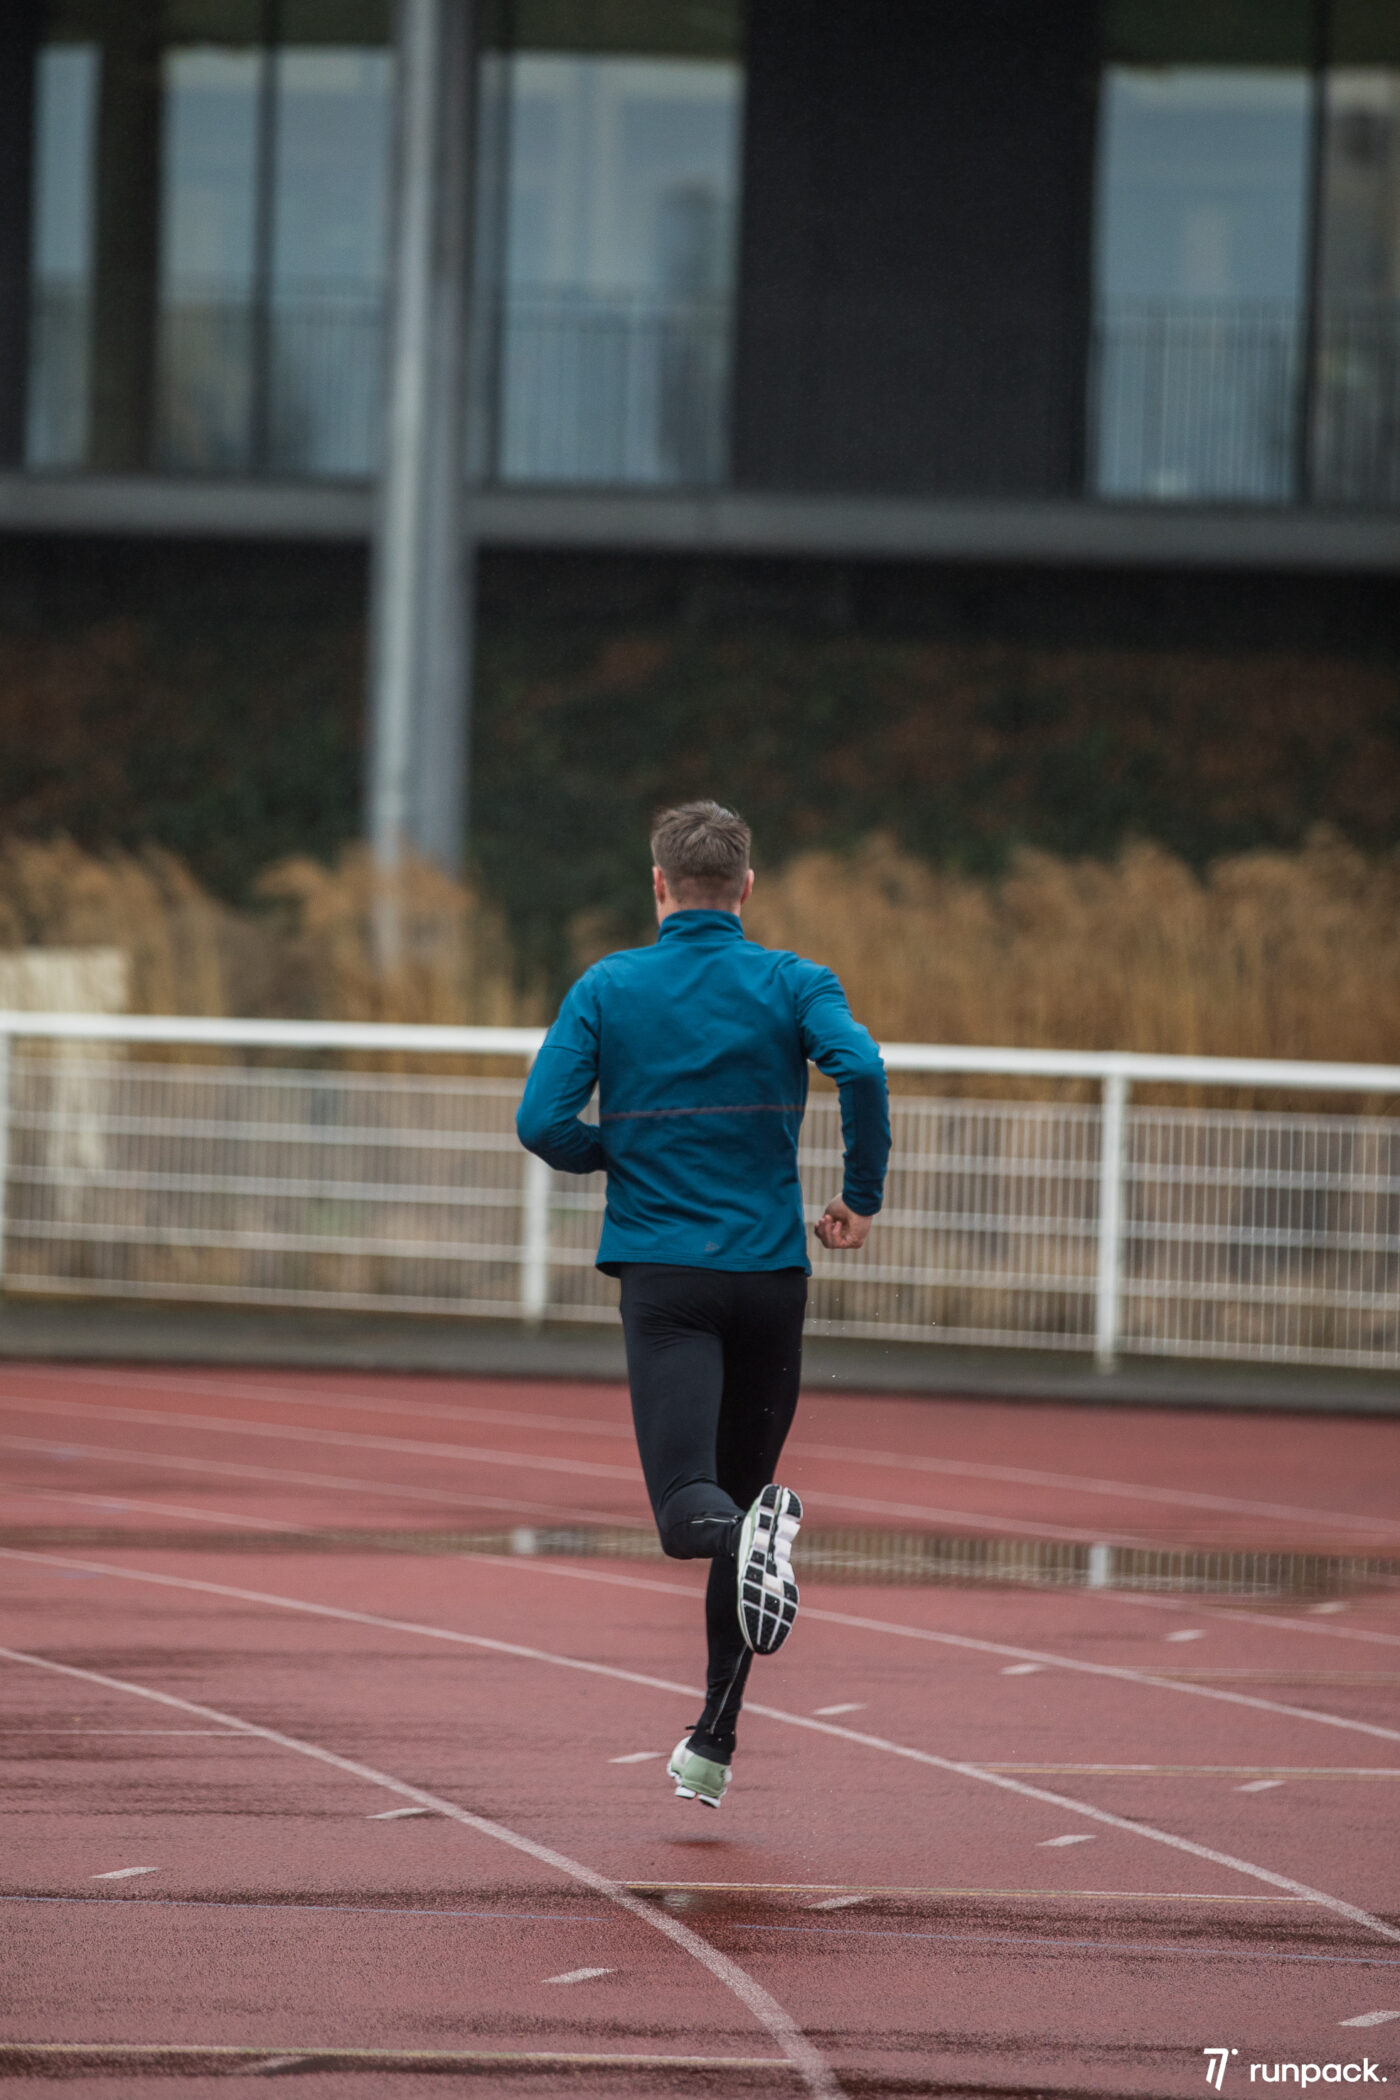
[0,1033,11,1290]
[247,0,283,474]
[1094,1068,1129,1372]
[1293,0,1333,504]
[521,1151,550,1326]
[366,0,477,909]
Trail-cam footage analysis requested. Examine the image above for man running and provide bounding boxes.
[516,801,890,1807]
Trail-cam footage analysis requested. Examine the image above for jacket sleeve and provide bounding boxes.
[515,973,606,1176]
[794,963,891,1216]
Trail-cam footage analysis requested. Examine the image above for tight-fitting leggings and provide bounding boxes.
[617,1263,807,1762]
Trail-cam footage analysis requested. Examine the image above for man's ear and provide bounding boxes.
[652,864,668,903]
[738,869,755,906]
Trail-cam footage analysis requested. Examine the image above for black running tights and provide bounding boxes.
[617,1263,807,1761]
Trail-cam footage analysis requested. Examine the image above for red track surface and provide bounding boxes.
[3,1361,1399,2097]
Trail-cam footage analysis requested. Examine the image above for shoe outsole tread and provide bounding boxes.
[736,1484,802,1655]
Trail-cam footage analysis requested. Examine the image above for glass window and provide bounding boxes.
[27,2,392,478]
[477,44,744,485]
[26,0,739,486]
[1092,66,1311,500]
[267,48,392,475]
[1314,64,1400,501]
[25,42,98,467]
[157,44,261,470]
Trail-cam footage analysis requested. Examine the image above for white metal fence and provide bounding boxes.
[1,1016,1397,1373]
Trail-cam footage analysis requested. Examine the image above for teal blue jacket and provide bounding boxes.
[515,909,890,1274]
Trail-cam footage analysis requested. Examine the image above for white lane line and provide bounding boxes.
[0,1644,839,2100]
[979,1767,1398,1779]
[1039,1835,1095,1848]
[1166,1630,1208,1643]
[794,1603,1400,1749]
[809,1896,868,1911]
[367,1806,434,1819]
[545,1967,615,1985]
[1339,2011,1400,2027]
[0,1394,640,1486]
[609,1751,664,1764]
[1081,1592,1400,1652]
[4,1484,323,1536]
[812,1703,865,1717]
[0,1363,633,1444]
[19,1526,1391,1756]
[0,1438,637,1532]
[5,1549,1396,1951]
[92,1866,157,1880]
[457,1551,1400,1749]
[1001,1664,1043,1676]
[0,1398,1166,1552]
[1236,1781,1285,1793]
[788,1437,1400,1542]
[13,1444,1400,1666]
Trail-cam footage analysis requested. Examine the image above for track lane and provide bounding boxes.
[7,1364,1398,1547]
[13,1386,1399,1556]
[10,1430,1400,1663]
[0,1642,838,2098]
[4,1546,1396,1949]
[6,1496,1396,1746]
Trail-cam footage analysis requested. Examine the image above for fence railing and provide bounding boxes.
[28,283,732,486]
[1,1014,1397,1373]
[1091,299,1400,506]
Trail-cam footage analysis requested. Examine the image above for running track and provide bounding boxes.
[2,1362,1399,2097]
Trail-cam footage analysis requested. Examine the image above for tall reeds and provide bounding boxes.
[1,832,1396,1093]
[744,831,1400,1101]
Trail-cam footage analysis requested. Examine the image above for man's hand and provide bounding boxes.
[815,1196,873,1251]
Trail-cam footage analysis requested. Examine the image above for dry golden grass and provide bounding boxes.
[1,832,1397,1099]
[0,838,539,1037]
[0,836,251,1016]
[745,831,1400,1104]
[256,847,533,1028]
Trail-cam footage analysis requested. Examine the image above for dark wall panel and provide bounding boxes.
[732,0,1099,495]
[0,3,41,466]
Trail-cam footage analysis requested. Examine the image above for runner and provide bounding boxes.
[516,800,890,1807]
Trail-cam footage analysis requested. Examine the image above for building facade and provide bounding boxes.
[0,0,1397,928]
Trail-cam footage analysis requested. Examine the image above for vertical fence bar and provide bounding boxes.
[1094,1069,1129,1371]
[0,1031,10,1291]
[520,1151,550,1326]
[520,1044,549,1326]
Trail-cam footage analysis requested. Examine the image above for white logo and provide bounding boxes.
[1204,2048,1386,2087]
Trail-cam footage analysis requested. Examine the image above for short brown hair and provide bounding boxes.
[650,800,751,905]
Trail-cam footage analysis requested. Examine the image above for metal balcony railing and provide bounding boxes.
[27,282,732,487]
[1092,299,1400,507]
[26,285,1400,506]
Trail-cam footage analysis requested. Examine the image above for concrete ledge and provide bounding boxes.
[2,473,1398,572]
[0,1298,1394,1415]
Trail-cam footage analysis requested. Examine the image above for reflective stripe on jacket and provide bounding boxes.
[515,909,891,1274]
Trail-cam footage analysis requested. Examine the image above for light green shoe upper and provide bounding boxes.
[668,1736,731,1805]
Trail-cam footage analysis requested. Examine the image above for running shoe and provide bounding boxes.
[735,1484,802,1655]
[668,1735,730,1807]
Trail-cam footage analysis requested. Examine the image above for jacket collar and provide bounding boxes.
[656,909,745,943]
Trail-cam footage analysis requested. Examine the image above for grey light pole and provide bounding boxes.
[366,0,477,905]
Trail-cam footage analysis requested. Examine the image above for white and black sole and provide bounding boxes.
[736,1485,802,1655]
